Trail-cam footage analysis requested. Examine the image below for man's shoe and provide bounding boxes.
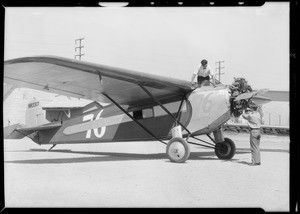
[249,162,261,166]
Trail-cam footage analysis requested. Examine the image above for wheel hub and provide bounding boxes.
[169,142,186,160]
[217,142,231,156]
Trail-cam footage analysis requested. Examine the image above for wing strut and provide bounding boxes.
[96,70,166,145]
[176,95,186,120]
[102,93,167,145]
[139,84,191,135]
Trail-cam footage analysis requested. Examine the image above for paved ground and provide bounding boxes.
[3,131,289,211]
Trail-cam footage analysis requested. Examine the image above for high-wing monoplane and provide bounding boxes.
[3,56,280,163]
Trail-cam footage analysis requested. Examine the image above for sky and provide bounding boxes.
[4,2,289,91]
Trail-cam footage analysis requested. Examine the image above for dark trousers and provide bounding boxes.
[250,129,261,164]
[197,76,210,87]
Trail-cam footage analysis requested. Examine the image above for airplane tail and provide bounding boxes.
[4,96,104,145]
[4,98,47,140]
[4,124,27,139]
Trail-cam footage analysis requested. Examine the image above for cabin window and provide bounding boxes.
[133,108,154,120]
[154,101,187,117]
[133,110,143,120]
[143,108,154,118]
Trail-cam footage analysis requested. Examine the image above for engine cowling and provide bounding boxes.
[229,77,254,117]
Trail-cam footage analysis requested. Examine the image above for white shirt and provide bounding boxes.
[192,64,215,83]
[242,111,262,129]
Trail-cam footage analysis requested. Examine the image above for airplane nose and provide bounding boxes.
[229,78,253,117]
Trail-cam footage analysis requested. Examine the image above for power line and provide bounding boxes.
[75,38,85,60]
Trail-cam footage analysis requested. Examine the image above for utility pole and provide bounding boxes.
[215,60,225,82]
[75,38,85,60]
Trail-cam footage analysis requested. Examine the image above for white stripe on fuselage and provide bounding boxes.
[63,113,131,135]
[63,100,184,136]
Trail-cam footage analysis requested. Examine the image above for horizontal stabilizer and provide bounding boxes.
[4,124,28,139]
[4,122,62,139]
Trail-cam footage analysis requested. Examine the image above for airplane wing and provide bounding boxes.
[4,56,194,110]
[223,123,289,135]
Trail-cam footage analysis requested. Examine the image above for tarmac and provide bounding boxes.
[3,131,290,211]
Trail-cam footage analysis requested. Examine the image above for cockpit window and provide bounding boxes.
[133,108,154,120]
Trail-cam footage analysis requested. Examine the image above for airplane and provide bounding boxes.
[3,56,286,163]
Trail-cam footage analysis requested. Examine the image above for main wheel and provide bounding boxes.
[214,137,236,160]
[166,137,190,163]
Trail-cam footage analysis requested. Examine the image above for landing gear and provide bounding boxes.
[214,138,236,159]
[165,135,236,163]
[166,137,190,163]
[168,129,236,162]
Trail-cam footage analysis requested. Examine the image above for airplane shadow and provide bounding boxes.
[5,147,287,165]
[5,149,250,165]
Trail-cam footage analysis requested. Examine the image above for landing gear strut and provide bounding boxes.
[182,129,236,162]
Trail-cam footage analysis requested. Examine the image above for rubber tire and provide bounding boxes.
[215,137,236,160]
[166,137,190,163]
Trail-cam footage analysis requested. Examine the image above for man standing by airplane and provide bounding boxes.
[242,105,262,166]
[191,59,216,87]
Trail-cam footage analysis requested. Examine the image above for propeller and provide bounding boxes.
[251,95,272,106]
[234,88,269,101]
[229,77,271,117]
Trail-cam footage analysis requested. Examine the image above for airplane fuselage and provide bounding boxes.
[31,85,232,145]
[187,85,231,135]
